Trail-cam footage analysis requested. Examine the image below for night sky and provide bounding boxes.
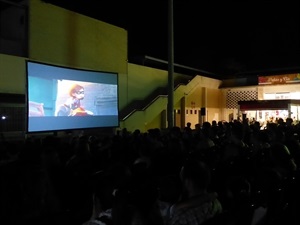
[43,0,300,78]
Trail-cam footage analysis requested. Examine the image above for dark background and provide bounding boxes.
[42,0,300,79]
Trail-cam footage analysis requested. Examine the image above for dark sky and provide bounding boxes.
[44,0,300,78]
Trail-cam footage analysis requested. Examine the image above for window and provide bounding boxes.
[0,0,28,57]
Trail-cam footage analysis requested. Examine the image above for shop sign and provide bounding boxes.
[258,73,300,85]
[239,100,288,110]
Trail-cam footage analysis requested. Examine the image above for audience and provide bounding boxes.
[1,117,300,225]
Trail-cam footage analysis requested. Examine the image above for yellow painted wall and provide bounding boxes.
[207,88,221,108]
[29,0,127,74]
[145,112,164,132]
[127,63,193,104]
[127,64,168,102]
[177,77,222,127]
[0,54,25,94]
[185,86,203,108]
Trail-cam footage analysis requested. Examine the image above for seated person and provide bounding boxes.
[168,157,222,225]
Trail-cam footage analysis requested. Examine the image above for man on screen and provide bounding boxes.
[55,83,93,116]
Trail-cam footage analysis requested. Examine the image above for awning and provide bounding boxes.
[238,99,300,111]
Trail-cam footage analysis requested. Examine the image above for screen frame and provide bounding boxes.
[25,60,119,134]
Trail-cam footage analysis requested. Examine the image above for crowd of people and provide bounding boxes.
[1,118,300,225]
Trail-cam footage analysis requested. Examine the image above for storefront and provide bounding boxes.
[238,99,300,126]
[221,73,300,124]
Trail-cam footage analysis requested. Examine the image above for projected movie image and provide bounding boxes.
[26,61,119,133]
[54,80,117,117]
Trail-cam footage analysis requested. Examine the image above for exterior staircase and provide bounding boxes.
[119,75,208,132]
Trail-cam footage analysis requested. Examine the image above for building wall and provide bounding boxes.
[30,0,128,75]
[173,77,222,128]
[206,88,222,122]
[221,86,258,120]
[0,54,25,94]
[127,64,169,104]
[259,83,300,97]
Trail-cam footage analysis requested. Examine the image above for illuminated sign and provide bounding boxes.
[258,74,300,85]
